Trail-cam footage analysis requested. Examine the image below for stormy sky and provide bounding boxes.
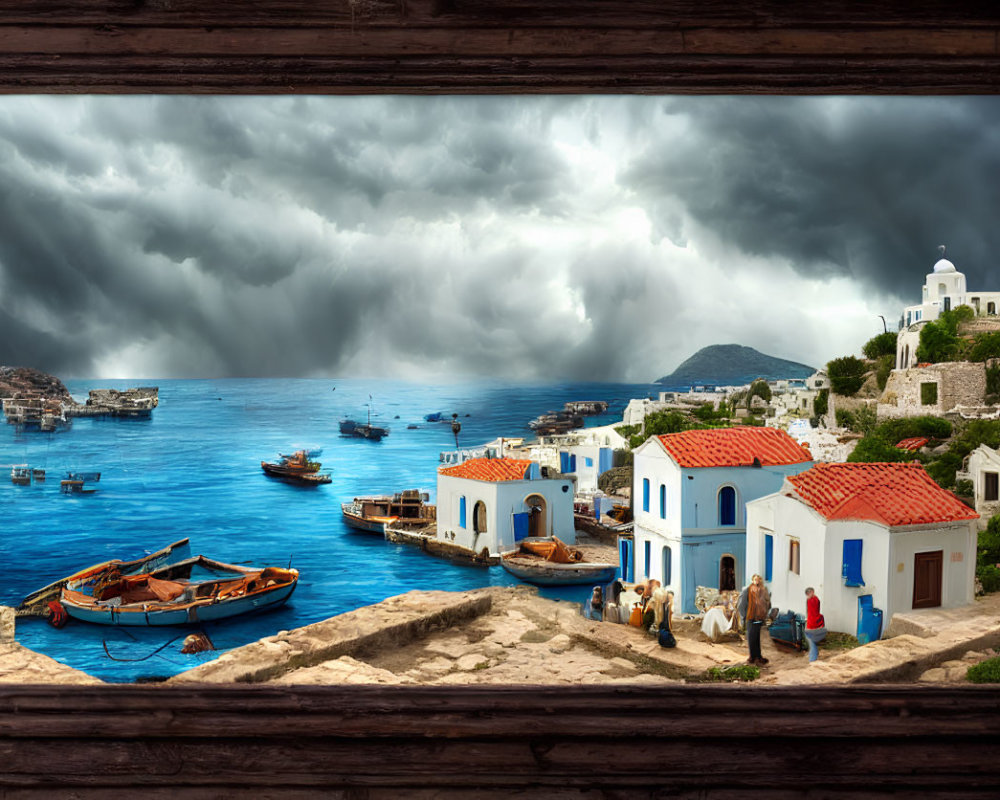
[0,95,996,381]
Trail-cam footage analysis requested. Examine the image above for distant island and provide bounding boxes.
[655,344,815,387]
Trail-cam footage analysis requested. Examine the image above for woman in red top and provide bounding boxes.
[804,587,826,662]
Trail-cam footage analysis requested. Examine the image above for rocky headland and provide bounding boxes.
[0,366,73,402]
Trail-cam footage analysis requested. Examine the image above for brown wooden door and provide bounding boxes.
[912,551,943,609]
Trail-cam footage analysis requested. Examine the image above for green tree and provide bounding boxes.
[862,331,898,359]
[969,332,1000,362]
[746,378,772,409]
[813,388,829,417]
[827,355,867,396]
[875,354,895,391]
[915,305,976,364]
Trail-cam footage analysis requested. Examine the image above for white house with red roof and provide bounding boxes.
[745,462,978,640]
[632,426,814,614]
[435,457,576,559]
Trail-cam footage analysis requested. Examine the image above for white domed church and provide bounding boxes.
[895,247,1000,370]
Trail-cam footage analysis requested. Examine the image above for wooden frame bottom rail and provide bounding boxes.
[2,684,999,797]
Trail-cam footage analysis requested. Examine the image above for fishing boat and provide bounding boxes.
[341,489,436,533]
[56,555,299,626]
[11,465,32,485]
[60,471,100,493]
[17,538,193,618]
[340,396,390,440]
[261,450,332,485]
[500,537,617,586]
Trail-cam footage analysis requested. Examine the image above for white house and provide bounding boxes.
[631,426,814,614]
[958,444,1000,526]
[550,424,627,494]
[896,247,1000,370]
[435,457,576,558]
[746,462,978,640]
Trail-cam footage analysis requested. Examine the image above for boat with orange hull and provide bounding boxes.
[341,490,436,533]
[261,450,331,485]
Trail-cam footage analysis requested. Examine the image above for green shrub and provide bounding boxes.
[863,331,898,359]
[813,388,829,417]
[978,515,1000,567]
[966,656,1000,683]
[915,306,975,364]
[875,416,952,443]
[827,356,868,396]
[704,664,759,682]
[970,332,1000,362]
[847,436,914,463]
[643,410,689,437]
[977,564,1000,595]
[835,408,856,429]
[956,479,974,498]
[747,378,772,409]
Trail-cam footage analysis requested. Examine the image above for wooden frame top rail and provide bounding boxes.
[2,0,1000,93]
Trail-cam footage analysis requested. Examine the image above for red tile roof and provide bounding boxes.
[786,462,978,527]
[438,457,533,482]
[655,426,813,469]
[895,437,930,452]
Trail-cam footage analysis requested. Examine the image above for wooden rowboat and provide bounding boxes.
[17,538,192,618]
[58,555,299,626]
[500,553,617,586]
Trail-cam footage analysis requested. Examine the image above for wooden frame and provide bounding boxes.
[3,1,1000,795]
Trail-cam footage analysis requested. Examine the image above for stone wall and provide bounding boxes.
[877,362,986,420]
[828,392,877,425]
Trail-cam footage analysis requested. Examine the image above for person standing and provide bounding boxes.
[746,574,771,666]
[804,587,826,663]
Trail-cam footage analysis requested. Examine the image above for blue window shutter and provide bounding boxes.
[843,539,865,586]
[584,456,593,468]
[764,534,773,582]
[560,452,570,472]
[662,546,672,584]
[659,484,666,519]
[719,486,736,526]
[569,454,577,472]
[459,496,467,528]
[644,540,651,577]
[642,479,650,512]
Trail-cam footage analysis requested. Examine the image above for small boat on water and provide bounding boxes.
[61,471,100,494]
[342,489,436,533]
[261,450,332,485]
[500,537,617,586]
[11,465,32,485]
[57,555,299,626]
[17,538,193,618]
[340,396,390,440]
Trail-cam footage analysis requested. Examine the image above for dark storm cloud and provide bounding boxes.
[622,96,1000,296]
[0,95,997,380]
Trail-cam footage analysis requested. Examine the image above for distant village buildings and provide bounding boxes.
[630,426,813,614]
[746,463,978,640]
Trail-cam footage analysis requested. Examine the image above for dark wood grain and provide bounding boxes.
[2,684,999,796]
[0,0,998,92]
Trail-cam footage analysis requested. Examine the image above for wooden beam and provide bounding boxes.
[0,0,998,93]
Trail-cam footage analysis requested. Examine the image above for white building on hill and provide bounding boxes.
[896,247,1000,370]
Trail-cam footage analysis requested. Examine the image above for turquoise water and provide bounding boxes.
[0,378,654,682]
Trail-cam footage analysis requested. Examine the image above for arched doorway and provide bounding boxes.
[525,493,547,537]
[473,501,487,534]
[719,554,736,591]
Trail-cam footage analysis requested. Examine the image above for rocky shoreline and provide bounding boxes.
[5,587,1000,686]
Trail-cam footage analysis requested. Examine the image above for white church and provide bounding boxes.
[896,246,1000,370]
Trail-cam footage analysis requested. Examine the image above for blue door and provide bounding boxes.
[618,538,634,583]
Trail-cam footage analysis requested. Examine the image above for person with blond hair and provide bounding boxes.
[745,573,771,666]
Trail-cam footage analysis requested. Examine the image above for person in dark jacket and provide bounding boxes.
[745,574,771,666]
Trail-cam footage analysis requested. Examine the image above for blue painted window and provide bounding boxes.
[569,454,577,472]
[764,534,773,582]
[843,539,865,586]
[642,478,650,513]
[718,486,736,526]
[459,496,467,528]
[644,540,651,578]
[559,452,571,472]
[662,546,672,584]
[584,456,593,467]
[659,484,666,519]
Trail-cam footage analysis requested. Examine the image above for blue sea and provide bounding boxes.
[0,378,657,683]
